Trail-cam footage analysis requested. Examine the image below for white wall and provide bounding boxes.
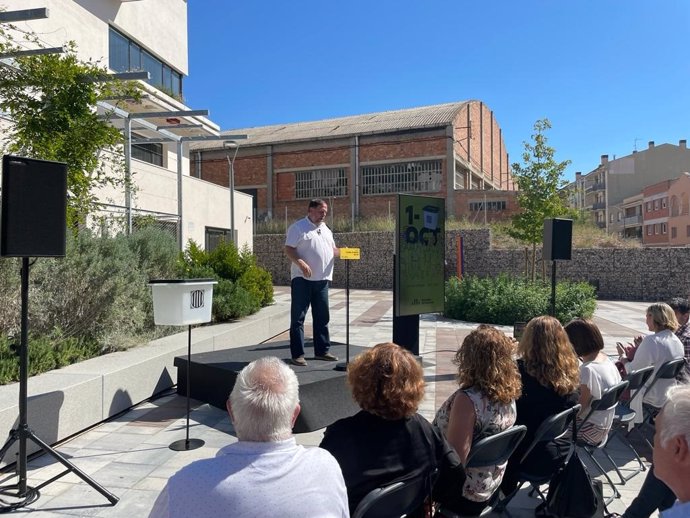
[0,0,188,73]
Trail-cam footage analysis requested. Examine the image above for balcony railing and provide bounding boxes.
[623,215,642,226]
[592,202,606,210]
[592,181,606,191]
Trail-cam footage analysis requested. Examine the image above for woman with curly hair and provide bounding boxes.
[433,325,522,515]
[320,342,465,516]
[500,315,580,495]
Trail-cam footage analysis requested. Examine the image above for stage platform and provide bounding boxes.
[174,341,364,433]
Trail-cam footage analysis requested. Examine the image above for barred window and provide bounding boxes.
[295,168,347,200]
[362,160,441,195]
[469,200,506,211]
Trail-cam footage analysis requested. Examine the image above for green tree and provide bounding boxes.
[508,119,571,280]
[0,26,138,226]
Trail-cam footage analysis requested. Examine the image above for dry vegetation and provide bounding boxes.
[256,215,642,249]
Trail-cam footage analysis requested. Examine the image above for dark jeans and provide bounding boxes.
[622,465,676,518]
[289,277,331,359]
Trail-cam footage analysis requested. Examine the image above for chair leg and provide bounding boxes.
[581,445,621,504]
[494,482,523,513]
[604,429,647,484]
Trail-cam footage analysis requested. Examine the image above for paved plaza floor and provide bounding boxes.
[4,288,658,516]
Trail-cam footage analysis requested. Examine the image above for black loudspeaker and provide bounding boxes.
[543,218,573,261]
[1,155,67,257]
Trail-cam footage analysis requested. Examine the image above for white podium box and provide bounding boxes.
[148,279,217,326]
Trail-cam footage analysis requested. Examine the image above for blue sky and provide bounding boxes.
[186,1,689,182]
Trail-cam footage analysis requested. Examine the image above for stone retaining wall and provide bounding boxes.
[256,230,689,301]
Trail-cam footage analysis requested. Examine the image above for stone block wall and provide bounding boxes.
[255,230,690,301]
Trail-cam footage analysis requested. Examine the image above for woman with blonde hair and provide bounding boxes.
[320,343,465,516]
[433,325,522,515]
[500,315,580,495]
[619,303,683,419]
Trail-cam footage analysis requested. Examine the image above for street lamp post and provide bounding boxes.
[224,141,239,245]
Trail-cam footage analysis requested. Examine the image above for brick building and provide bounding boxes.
[190,101,518,223]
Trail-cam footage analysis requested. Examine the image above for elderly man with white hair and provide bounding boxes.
[653,384,690,518]
[149,356,349,518]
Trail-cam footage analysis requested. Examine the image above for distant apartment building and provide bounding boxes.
[639,173,690,246]
[189,101,519,223]
[566,140,690,237]
[0,0,252,250]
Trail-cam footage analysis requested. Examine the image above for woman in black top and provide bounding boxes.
[500,316,580,495]
[320,342,465,516]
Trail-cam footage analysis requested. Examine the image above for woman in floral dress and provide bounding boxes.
[433,325,522,516]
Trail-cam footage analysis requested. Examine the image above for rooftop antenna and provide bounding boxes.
[634,137,641,152]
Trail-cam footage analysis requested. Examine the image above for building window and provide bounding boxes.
[294,168,347,200]
[672,227,677,238]
[131,134,163,166]
[662,198,667,208]
[205,227,235,251]
[469,200,506,211]
[654,199,660,210]
[647,225,653,236]
[109,27,183,97]
[646,202,652,212]
[609,213,614,223]
[654,224,659,235]
[662,222,667,234]
[617,211,622,222]
[687,225,690,238]
[362,159,442,195]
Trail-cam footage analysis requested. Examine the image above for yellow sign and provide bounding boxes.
[339,247,360,260]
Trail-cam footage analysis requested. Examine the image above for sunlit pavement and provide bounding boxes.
[9,288,655,516]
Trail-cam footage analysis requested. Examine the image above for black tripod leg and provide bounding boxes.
[0,429,20,465]
[26,430,118,505]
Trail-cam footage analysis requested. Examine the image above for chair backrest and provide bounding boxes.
[589,380,629,412]
[466,425,527,468]
[520,404,581,463]
[625,366,655,391]
[578,380,629,430]
[644,358,686,396]
[352,473,430,518]
[625,366,655,406]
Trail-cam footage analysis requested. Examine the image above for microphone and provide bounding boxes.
[317,228,321,235]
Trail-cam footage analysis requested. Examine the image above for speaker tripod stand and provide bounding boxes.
[0,258,118,510]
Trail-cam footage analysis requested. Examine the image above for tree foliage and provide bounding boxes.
[508,119,571,279]
[0,24,139,226]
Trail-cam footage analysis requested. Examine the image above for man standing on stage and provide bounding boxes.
[284,198,339,366]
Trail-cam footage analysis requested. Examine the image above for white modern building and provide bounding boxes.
[0,0,252,250]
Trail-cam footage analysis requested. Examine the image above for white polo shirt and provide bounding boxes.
[148,438,349,518]
[285,217,336,281]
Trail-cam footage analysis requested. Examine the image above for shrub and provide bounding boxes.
[213,280,260,321]
[445,274,596,325]
[176,240,274,322]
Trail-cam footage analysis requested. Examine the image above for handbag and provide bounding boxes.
[535,418,604,518]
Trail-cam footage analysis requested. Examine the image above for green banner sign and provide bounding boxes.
[395,194,445,317]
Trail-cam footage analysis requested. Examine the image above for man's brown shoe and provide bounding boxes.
[290,356,308,366]
[315,353,338,361]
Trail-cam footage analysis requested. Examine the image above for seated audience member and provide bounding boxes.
[565,318,622,445]
[619,298,690,381]
[618,303,684,421]
[667,298,689,380]
[148,356,348,518]
[500,316,580,495]
[320,342,465,516]
[651,384,690,517]
[433,325,522,516]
